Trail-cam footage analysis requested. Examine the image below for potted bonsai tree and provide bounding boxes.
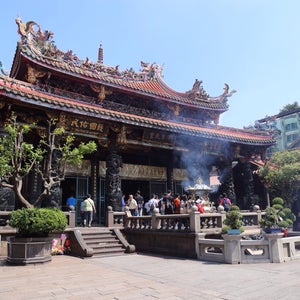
[259,206,281,233]
[260,197,295,235]
[272,197,295,230]
[7,207,67,264]
[222,205,244,235]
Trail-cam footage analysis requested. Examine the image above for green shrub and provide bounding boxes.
[260,207,278,228]
[278,220,289,228]
[261,197,296,229]
[229,205,240,211]
[221,225,230,234]
[9,208,67,237]
[278,207,295,226]
[223,205,244,231]
[272,204,283,210]
[272,197,284,206]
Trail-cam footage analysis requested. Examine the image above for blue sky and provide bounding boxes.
[1,0,299,129]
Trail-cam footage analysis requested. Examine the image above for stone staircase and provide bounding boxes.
[80,227,126,257]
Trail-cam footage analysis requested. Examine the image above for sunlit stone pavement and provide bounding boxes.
[0,252,300,299]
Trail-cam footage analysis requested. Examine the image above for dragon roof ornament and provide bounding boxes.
[0,61,9,76]
[186,79,236,103]
[15,17,164,82]
[14,18,235,108]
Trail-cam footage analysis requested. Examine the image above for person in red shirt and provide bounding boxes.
[173,194,181,214]
[196,199,204,213]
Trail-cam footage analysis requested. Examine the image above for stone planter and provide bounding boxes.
[222,233,242,264]
[7,236,52,265]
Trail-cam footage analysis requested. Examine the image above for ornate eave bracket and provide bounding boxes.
[90,84,112,102]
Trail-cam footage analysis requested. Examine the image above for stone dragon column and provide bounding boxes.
[105,146,123,212]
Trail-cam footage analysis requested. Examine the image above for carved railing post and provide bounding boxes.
[151,208,161,229]
[220,211,227,228]
[189,205,200,233]
[223,234,242,264]
[264,233,284,263]
[124,207,131,228]
[106,206,114,227]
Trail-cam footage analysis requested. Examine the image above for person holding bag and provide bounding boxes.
[83,194,96,227]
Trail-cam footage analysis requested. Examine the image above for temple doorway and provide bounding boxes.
[61,177,89,224]
[121,180,150,201]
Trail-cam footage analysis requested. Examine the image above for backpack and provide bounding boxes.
[165,199,174,214]
[223,198,230,210]
[150,202,155,210]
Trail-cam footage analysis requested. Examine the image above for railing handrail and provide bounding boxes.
[107,205,263,233]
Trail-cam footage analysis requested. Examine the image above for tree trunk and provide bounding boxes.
[14,176,32,208]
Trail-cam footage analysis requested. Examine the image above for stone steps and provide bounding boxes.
[80,228,125,257]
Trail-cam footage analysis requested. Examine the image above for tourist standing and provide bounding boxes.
[196,199,204,213]
[66,194,76,211]
[148,194,158,215]
[219,193,232,212]
[135,190,144,216]
[173,194,181,214]
[163,190,174,214]
[80,198,85,226]
[127,194,138,216]
[144,199,151,215]
[121,194,126,212]
[83,194,96,227]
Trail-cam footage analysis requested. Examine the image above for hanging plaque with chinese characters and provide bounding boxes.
[68,118,107,134]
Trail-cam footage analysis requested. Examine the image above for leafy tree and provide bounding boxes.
[280,101,300,113]
[0,117,44,207]
[259,150,300,207]
[0,116,97,208]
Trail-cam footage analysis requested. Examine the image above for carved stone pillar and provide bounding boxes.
[0,185,15,211]
[90,158,99,219]
[105,147,122,211]
[241,161,255,210]
[167,160,174,192]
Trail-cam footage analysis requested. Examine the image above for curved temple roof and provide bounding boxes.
[0,75,275,146]
[0,18,275,147]
[11,18,236,112]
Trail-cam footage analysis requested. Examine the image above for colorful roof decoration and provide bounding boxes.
[0,75,275,146]
[11,18,236,111]
[0,18,277,148]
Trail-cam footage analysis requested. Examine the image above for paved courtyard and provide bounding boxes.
[0,253,300,299]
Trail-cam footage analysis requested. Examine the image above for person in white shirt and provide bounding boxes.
[127,194,138,216]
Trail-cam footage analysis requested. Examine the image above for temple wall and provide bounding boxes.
[99,161,188,181]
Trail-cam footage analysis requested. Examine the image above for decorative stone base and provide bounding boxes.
[7,237,52,265]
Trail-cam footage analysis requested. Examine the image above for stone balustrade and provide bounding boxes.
[106,205,263,233]
[107,206,300,264]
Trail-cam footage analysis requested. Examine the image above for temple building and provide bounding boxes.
[0,18,275,223]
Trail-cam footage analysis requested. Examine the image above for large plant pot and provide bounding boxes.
[264,228,282,234]
[7,236,52,265]
[227,229,241,235]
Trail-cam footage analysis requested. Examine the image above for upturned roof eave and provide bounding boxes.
[15,47,229,112]
[0,76,276,147]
